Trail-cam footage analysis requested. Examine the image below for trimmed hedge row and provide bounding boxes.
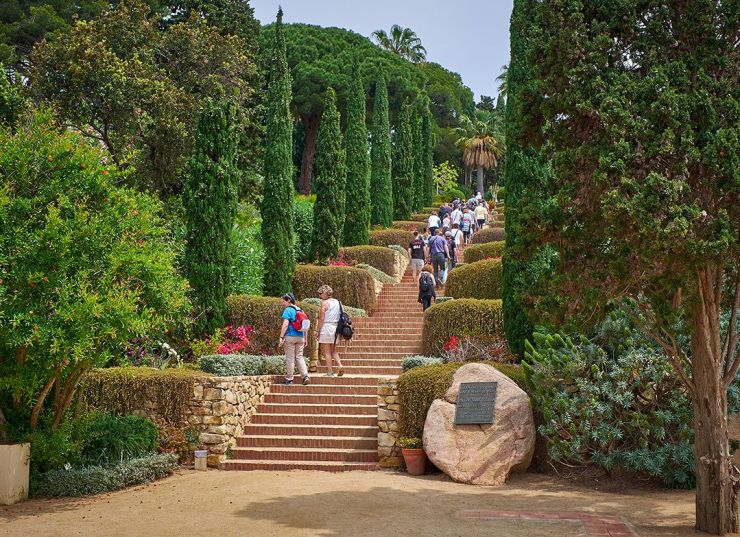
[398,362,526,438]
[293,265,376,313]
[470,227,505,244]
[392,220,426,232]
[33,453,179,497]
[422,299,504,355]
[340,245,399,278]
[445,259,503,300]
[369,228,414,247]
[356,263,396,284]
[411,212,429,222]
[226,295,320,356]
[300,297,367,317]
[198,354,287,376]
[463,241,506,263]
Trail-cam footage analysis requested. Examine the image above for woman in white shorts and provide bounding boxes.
[315,285,344,376]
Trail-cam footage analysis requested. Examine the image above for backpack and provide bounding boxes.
[419,273,433,293]
[335,302,354,341]
[289,306,311,332]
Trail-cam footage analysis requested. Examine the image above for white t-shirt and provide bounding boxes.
[323,298,341,324]
[451,228,463,247]
[442,216,451,229]
[451,209,462,225]
[428,214,441,229]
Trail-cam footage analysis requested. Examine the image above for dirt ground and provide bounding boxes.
[0,469,729,537]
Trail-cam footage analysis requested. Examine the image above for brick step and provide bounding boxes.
[269,384,378,395]
[324,360,408,367]
[236,435,378,450]
[339,345,421,353]
[351,322,424,328]
[273,375,380,385]
[250,413,378,426]
[263,393,376,405]
[243,424,378,438]
[230,447,379,463]
[352,329,423,335]
[336,352,417,359]
[221,460,378,472]
[257,403,376,415]
[314,366,402,375]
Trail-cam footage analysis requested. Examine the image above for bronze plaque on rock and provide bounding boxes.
[454,382,497,425]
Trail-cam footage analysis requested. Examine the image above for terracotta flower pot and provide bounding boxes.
[402,448,427,476]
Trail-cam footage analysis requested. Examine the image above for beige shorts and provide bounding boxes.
[411,258,424,270]
[318,322,338,344]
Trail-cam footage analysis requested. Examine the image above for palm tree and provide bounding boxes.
[455,111,504,195]
[372,25,427,63]
[495,65,508,98]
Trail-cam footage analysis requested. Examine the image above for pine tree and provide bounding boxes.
[260,8,295,296]
[311,88,346,262]
[183,99,240,335]
[411,105,424,212]
[342,61,371,245]
[501,0,553,357]
[392,99,414,221]
[370,75,393,227]
[421,98,434,207]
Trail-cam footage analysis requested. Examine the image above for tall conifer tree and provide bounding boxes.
[311,88,346,261]
[421,98,434,207]
[261,8,295,296]
[370,75,393,227]
[392,99,414,220]
[343,61,371,245]
[183,99,239,335]
[411,107,424,212]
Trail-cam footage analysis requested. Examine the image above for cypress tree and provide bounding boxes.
[370,75,393,227]
[342,61,371,246]
[261,8,295,296]
[421,99,434,207]
[183,99,240,335]
[311,88,346,262]
[392,99,414,221]
[411,107,424,212]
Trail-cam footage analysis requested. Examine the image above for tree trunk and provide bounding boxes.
[691,266,737,534]
[476,166,485,195]
[298,113,320,194]
[464,166,472,189]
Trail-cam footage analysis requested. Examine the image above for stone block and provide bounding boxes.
[193,384,204,399]
[207,425,231,435]
[202,416,223,425]
[199,433,228,444]
[224,390,237,405]
[212,401,229,416]
[378,432,396,447]
[0,443,30,505]
[378,386,394,396]
[387,404,400,411]
[378,408,396,421]
[203,388,223,401]
[378,422,389,433]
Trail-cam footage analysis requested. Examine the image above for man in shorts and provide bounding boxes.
[408,231,427,281]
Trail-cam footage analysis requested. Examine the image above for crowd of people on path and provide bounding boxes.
[411,193,497,311]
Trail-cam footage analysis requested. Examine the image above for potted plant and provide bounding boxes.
[0,412,30,505]
[398,437,427,476]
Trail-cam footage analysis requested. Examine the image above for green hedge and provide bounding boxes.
[198,354,286,376]
[33,453,179,497]
[470,227,505,244]
[464,241,506,263]
[300,297,367,317]
[411,212,429,222]
[226,295,320,356]
[293,265,376,313]
[340,245,400,278]
[445,259,503,300]
[392,220,426,232]
[293,197,315,263]
[388,244,410,260]
[81,368,206,425]
[401,356,442,372]
[369,228,414,247]
[398,362,526,438]
[356,263,396,284]
[422,299,504,355]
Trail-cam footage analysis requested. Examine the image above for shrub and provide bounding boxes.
[464,241,506,263]
[388,244,410,260]
[356,263,396,284]
[225,295,320,356]
[293,197,315,263]
[230,222,265,296]
[397,437,423,449]
[340,246,400,278]
[445,259,503,299]
[401,356,443,372]
[524,312,695,489]
[411,212,429,222]
[80,413,158,465]
[441,334,512,363]
[33,453,179,498]
[300,298,368,317]
[292,265,376,313]
[435,296,453,304]
[398,361,525,438]
[392,220,426,232]
[198,354,287,376]
[442,188,465,201]
[422,299,504,355]
[470,227,505,243]
[80,368,205,426]
[369,228,414,248]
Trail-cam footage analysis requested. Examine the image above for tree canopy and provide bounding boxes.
[372,24,427,64]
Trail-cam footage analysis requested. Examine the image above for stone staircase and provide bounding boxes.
[222,268,424,471]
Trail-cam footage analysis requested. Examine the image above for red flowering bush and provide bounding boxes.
[442,334,511,363]
[327,253,354,267]
[217,325,253,354]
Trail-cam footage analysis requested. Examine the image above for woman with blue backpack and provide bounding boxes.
[278,293,310,385]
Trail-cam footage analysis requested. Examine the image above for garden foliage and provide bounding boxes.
[470,227,505,244]
[392,100,414,221]
[421,99,434,207]
[292,265,377,313]
[370,75,393,227]
[444,259,503,300]
[422,299,504,355]
[230,218,265,296]
[523,312,695,488]
[401,356,443,372]
[198,354,287,376]
[339,245,402,279]
[369,229,414,248]
[293,196,315,263]
[463,241,505,263]
[355,264,396,284]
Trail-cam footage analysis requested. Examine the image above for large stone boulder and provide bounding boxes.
[423,363,535,485]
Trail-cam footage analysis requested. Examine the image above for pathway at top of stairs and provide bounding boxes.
[222,267,424,471]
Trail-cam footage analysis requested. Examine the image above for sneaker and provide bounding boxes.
[302,375,310,385]
[280,378,294,385]
[336,368,344,377]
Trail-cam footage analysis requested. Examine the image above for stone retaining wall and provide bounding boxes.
[378,378,402,468]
